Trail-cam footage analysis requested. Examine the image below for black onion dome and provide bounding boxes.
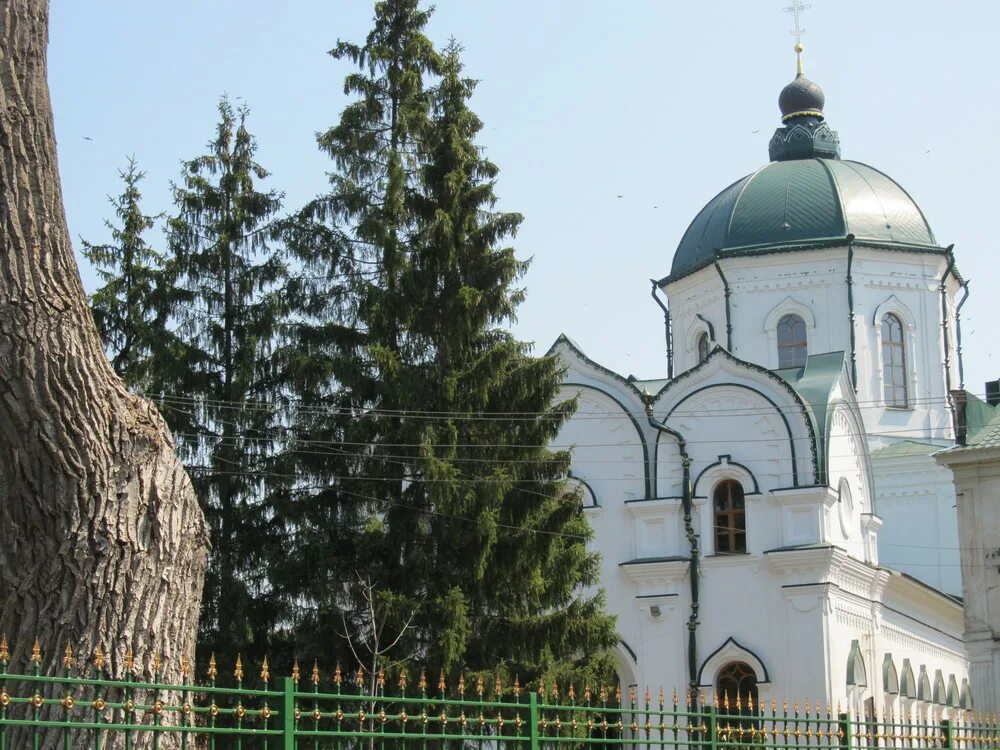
[779,73,825,121]
[767,46,840,161]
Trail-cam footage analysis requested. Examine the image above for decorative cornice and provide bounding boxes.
[781,109,824,122]
[769,119,840,161]
[618,557,690,590]
[660,240,953,287]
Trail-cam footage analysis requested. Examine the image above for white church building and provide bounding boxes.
[551,47,975,714]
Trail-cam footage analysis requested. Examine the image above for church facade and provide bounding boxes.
[551,48,972,714]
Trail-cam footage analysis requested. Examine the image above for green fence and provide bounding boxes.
[0,639,997,749]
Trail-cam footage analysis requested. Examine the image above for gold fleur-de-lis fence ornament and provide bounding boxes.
[260,656,270,683]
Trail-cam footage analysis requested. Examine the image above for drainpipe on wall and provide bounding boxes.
[845,234,858,394]
[713,260,733,351]
[940,246,957,397]
[650,280,673,379]
[956,280,970,390]
[644,397,699,702]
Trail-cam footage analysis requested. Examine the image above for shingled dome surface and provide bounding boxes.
[670,158,937,280]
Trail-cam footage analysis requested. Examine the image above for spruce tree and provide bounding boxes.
[272,0,440,660]
[282,0,617,684]
[383,40,618,681]
[81,157,170,388]
[166,96,288,664]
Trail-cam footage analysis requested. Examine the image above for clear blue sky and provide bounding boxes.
[49,1,1000,395]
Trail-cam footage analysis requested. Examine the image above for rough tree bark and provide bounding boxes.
[0,0,209,744]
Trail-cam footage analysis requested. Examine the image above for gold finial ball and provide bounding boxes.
[794,43,805,53]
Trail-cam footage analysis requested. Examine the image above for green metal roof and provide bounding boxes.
[936,394,1000,455]
[670,159,938,280]
[870,440,941,458]
[774,351,845,482]
[964,393,998,439]
[942,412,1000,454]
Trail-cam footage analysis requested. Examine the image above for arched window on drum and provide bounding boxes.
[881,313,908,407]
[776,314,807,368]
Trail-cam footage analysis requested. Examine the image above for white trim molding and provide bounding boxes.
[698,636,771,688]
[763,297,817,369]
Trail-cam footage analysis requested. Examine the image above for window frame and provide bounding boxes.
[776,313,808,369]
[716,661,759,714]
[713,479,747,554]
[880,312,908,408]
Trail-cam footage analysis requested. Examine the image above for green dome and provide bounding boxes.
[669,158,937,280]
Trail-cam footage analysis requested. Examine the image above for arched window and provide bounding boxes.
[717,661,759,712]
[714,480,746,554]
[777,314,807,368]
[881,313,908,407]
[697,332,711,363]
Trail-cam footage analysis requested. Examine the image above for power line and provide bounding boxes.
[184,462,588,542]
[177,461,994,559]
[146,390,980,421]
[157,402,961,455]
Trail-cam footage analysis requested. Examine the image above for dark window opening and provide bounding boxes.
[777,314,808,368]
[698,332,711,363]
[717,661,759,713]
[714,480,747,554]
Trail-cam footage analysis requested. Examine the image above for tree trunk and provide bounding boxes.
[0,0,209,745]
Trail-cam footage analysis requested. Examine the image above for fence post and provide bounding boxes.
[941,719,953,750]
[707,706,718,750]
[283,676,296,750]
[838,712,851,750]
[529,691,539,750]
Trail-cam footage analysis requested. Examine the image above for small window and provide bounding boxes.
[697,332,710,363]
[881,313,908,407]
[714,480,746,554]
[777,314,807,368]
[717,661,759,713]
